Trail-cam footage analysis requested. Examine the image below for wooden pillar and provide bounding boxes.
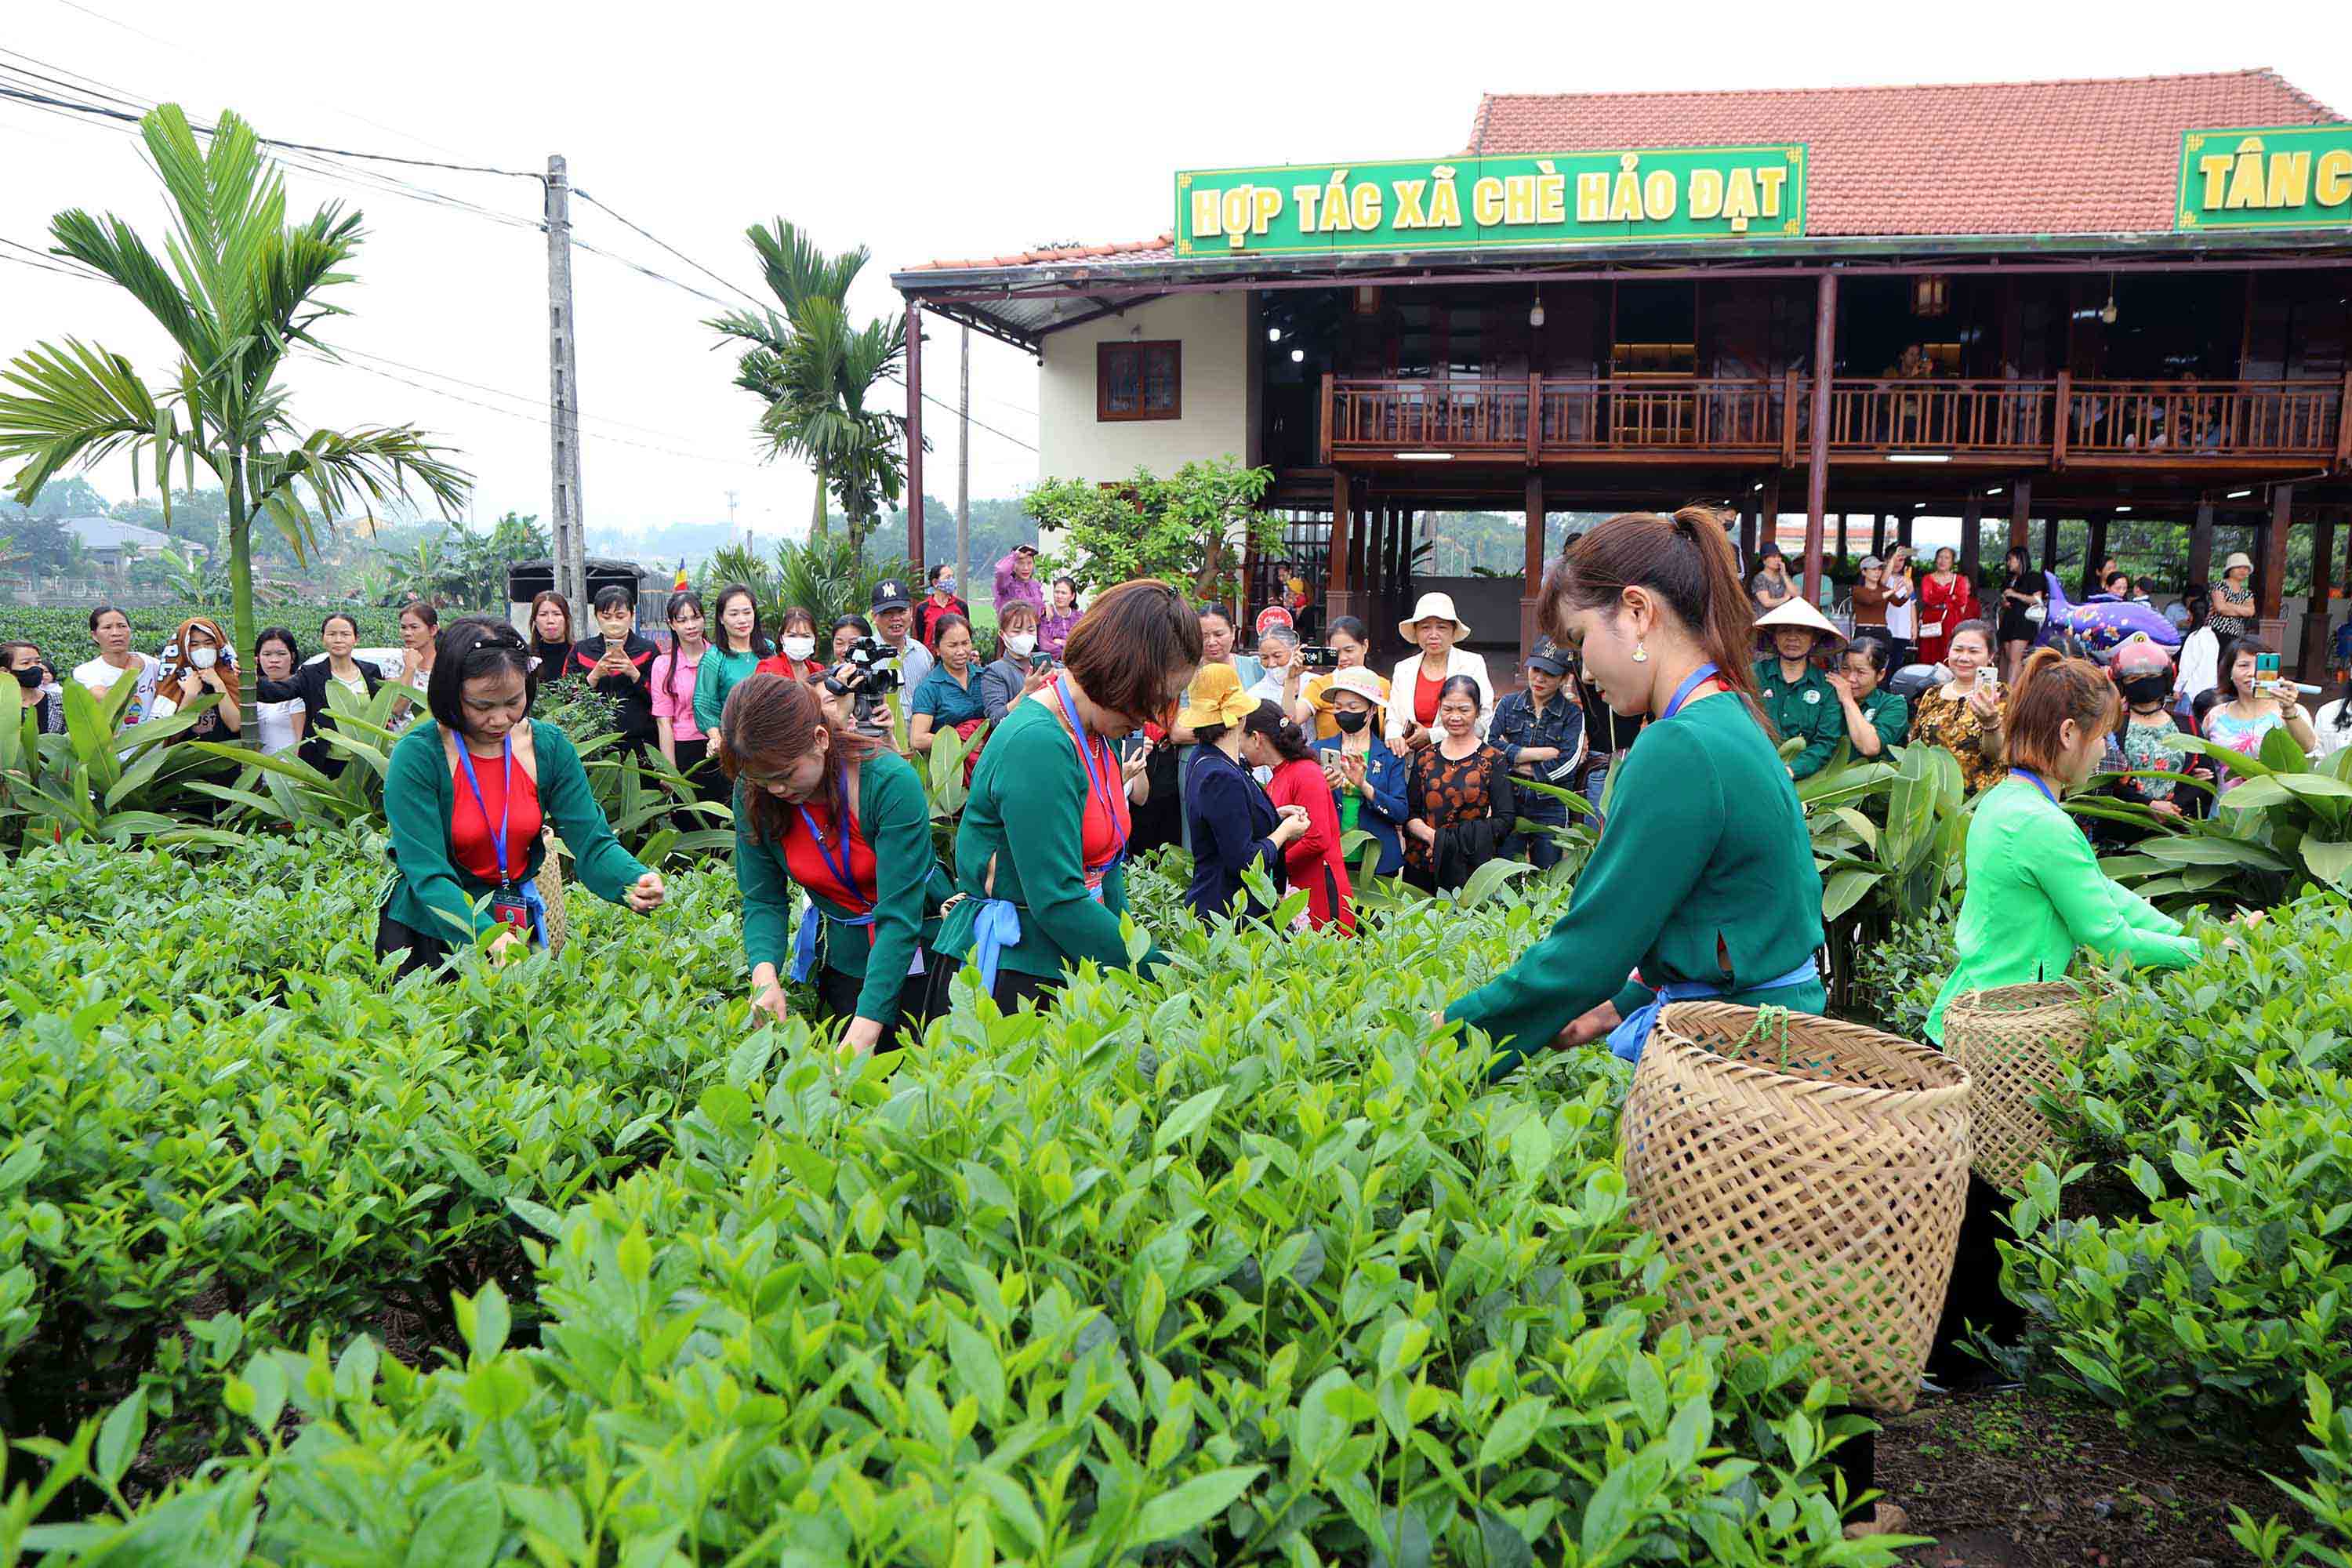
[1738,494,1759,569]
[1897,510,1915,547]
[1327,470,1356,627]
[1762,471,1784,562]
[2189,499,2216,587]
[2301,508,2338,681]
[2082,510,2111,599]
[1520,471,1545,664]
[1801,272,1837,604]
[1958,493,1984,582]
[903,301,924,568]
[2040,514,2060,577]
[1835,510,1849,564]
[1871,512,1889,557]
[2258,482,2293,623]
[2009,479,2033,554]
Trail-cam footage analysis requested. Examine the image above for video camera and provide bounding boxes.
[1295,643,1339,672]
[823,637,904,735]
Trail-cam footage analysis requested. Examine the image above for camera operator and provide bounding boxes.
[868,579,935,691]
[821,633,907,741]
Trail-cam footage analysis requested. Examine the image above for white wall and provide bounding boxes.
[1036,292,1254,485]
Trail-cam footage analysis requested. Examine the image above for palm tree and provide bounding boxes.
[0,105,469,655]
[708,220,914,554]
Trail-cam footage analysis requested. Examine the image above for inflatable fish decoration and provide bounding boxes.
[2034,572,2183,656]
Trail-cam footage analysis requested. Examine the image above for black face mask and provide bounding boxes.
[1332,710,1370,735]
[2120,675,2170,708]
[13,666,43,690]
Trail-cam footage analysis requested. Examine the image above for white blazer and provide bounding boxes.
[1387,648,1497,743]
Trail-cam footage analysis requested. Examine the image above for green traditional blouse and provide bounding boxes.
[1851,686,1911,754]
[1752,656,1841,778]
[1924,773,2201,1042]
[1446,691,1825,1069]
[381,720,649,943]
[935,697,1162,982]
[693,644,766,735]
[733,748,953,1025]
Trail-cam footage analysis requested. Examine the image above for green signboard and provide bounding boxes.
[2178,124,2352,231]
[1175,146,1806,258]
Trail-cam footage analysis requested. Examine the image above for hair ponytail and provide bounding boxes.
[1244,699,1316,764]
[1544,506,1769,735]
[2004,646,2117,775]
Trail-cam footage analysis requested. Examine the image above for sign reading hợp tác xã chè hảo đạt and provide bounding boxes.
[1175,146,1807,257]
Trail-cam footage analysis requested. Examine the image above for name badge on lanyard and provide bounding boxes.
[1055,676,1126,892]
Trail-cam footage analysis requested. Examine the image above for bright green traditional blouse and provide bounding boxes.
[935,698,1162,982]
[1446,691,1825,1070]
[1752,656,1842,779]
[733,749,953,1025]
[693,644,766,735]
[1924,772,2201,1042]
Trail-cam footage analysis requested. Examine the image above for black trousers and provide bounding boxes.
[374,909,453,980]
[815,952,951,1044]
[987,969,1063,1012]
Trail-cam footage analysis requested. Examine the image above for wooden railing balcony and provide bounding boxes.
[1322,373,2350,469]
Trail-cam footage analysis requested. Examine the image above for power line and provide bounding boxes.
[330,344,728,446]
[572,189,765,310]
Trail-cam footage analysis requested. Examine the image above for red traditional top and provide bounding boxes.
[449,752,543,884]
[782,799,876,909]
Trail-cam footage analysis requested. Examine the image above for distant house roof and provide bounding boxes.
[62,516,179,553]
[1469,69,2340,238]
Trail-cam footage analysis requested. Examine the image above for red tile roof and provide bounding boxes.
[1469,70,2343,237]
[904,234,1174,272]
[907,71,2344,275]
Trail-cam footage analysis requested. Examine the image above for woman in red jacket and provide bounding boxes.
[1259,701,1356,934]
[1914,546,1980,669]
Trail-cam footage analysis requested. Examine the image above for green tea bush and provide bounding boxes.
[0,829,746,1443]
[2001,893,2352,1537]
[16,851,1914,1564]
[1846,908,1956,1043]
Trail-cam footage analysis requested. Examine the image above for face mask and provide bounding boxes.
[189,647,219,670]
[936,579,956,596]
[781,636,816,662]
[1004,633,1036,659]
[13,667,43,690]
[2121,675,2170,707]
[1333,710,1370,735]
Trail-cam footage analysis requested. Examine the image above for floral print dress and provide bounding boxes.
[1406,742,1506,880]
[1908,686,2008,794]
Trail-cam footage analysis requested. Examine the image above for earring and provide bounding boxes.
[1632,642,1649,663]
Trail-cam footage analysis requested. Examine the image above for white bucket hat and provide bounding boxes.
[1399,592,1471,642]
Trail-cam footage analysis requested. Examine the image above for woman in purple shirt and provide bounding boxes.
[1040,575,1081,659]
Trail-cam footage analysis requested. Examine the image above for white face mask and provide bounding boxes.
[1004,633,1036,659]
[780,635,816,662]
[189,646,219,670]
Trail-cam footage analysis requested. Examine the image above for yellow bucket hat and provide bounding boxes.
[1177,662,1256,731]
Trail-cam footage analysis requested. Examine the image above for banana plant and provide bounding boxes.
[0,679,237,848]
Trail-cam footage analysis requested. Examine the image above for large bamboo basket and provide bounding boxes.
[539,831,569,957]
[1942,982,2093,1195]
[1621,1002,1972,1414]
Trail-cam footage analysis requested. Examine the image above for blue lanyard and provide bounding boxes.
[455,735,515,887]
[1054,676,1127,869]
[794,800,871,913]
[2010,767,2060,806]
[1661,662,1722,720]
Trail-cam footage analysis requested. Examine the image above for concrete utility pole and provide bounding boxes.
[546,154,587,609]
[956,325,971,593]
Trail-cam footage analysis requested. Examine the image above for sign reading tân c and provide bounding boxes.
[1175,146,1808,258]
[2178,124,2352,231]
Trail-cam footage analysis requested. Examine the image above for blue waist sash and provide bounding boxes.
[789,903,875,985]
[1604,956,1820,1064]
[967,881,1105,994]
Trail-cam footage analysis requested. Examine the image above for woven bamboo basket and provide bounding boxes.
[1942,982,2093,1195]
[1621,1002,1972,1414]
[538,830,569,957]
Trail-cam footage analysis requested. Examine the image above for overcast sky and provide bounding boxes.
[3,0,2346,544]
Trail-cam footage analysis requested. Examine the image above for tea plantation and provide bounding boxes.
[2,831,1910,1566]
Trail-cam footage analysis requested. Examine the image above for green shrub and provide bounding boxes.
[0,829,745,1447]
[2002,893,2352,1523]
[1846,908,1956,1043]
[16,845,1915,1564]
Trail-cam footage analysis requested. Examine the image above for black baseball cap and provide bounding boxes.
[870,579,912,613]
[1528,638,1571,676]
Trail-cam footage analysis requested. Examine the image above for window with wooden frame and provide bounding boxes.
[1097,341,1181,422]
